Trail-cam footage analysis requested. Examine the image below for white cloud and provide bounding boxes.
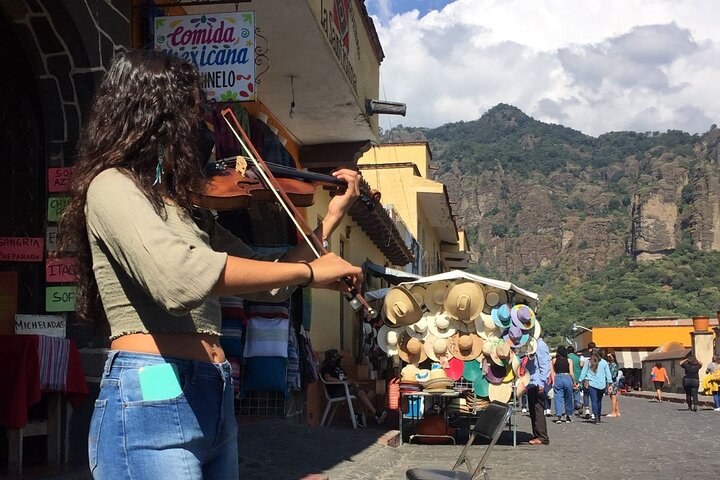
[371,0,720,136]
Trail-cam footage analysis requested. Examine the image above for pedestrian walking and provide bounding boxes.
[607,353,621,417]
[650,362,669,402]
[579,342,596,418]
[706,355,720,411]
[567,346,583,411]
[679,354,702,411]
[579,351,613,423]
[552,346,576,423]
[526,337,551,445]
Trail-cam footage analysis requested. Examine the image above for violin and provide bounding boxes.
[218,108,378,318]
[194,156,381,211]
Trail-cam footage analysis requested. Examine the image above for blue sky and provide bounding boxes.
[364,0,720,136]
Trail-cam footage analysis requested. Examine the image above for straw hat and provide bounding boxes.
[424,368,454,391]
[377,324,404,356]
[400,364,420,382]
[397,332,428,364]
[423,335,454,367]
[503,324,530,348]
[512,355,531,396]
[517,337,538,357]
[407,284,428,310]
[490,341,512,367]
[482,287,509,312]
[511,304,536,331]
[405,314,431,340]
[485,361,509,385]
[443,280,484,323]
[423,281,451,314]
[463,359,483,382]
[383,286,422,326]
[415,369,431,383]
[427,312,458,339]
[445,357,465,381]
[449,331,484,361]
[491,304,512,329]
[488,381,512,403]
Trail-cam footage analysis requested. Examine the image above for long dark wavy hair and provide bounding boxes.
[59,49,207,323]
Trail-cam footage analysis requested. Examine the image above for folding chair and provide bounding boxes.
[406,401,512,480]
[320,377,358,429]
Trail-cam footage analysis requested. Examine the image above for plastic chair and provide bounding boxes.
[320,377,358,429]
[406,401,512,480]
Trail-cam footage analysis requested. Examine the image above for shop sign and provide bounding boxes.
[15,314,66,337]
[48,197,70,222]
[45,286,76,312]
[46,257,78,283]
[155,12,256,102]
[0,237,44,262]
[321,0,359,94]
[46,227,58,252]
[48,167,73,193]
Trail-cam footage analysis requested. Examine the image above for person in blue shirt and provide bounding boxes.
[526,337,551,445]
[578,350,613,423]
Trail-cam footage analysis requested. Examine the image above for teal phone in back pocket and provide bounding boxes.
[137,363,182,401]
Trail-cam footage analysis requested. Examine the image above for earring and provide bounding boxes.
[153,146,164,185]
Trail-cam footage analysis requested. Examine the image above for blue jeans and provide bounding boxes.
[714,391,720,409]
[572,383,582,409]
[588,386,605,419]
[553,373,574,417]
[88,351,238,479]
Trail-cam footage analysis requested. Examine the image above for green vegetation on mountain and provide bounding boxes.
[382,104,720,344]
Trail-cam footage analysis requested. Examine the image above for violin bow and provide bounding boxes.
[220,108,377,318]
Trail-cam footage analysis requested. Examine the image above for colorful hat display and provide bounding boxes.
[443,279,485,323]
[485,359,510,385]
[384,286,422,326]
[397,332,428,364]
[503,324,530,348]
[423,281,451,314]
[473,373,490,397]
[449,331,484,361]
[377,324,404,356]
[427,312,458,338]
[517,336,538,356]
[462,360,483,382]
[491,304,513,329]
[423,367,454,392]
[415,369,431,383]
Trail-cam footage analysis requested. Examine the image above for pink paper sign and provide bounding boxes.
[48,167,73,192]
[45,257,78,283]
[0,237,44,262]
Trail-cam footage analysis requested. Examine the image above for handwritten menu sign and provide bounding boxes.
[46,257,78,283]
[48,197,70,222]
[0,237,44,262]
[45,286,76,312]
[15,314,66,337]
[48,167,73,193]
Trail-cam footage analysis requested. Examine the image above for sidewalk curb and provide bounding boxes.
[622,391,714,407]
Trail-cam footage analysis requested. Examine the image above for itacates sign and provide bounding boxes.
[155,12,256,102]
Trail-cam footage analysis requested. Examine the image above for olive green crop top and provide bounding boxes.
[86,168,293,340]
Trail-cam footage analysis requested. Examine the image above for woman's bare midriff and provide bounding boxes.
[111,332,226,363]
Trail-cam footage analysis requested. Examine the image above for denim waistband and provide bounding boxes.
[103,350,231,381]
[556,372,572,375]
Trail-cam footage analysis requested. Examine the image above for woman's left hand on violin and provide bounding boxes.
[326,168,361,219]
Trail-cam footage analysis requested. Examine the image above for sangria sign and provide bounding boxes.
[155,12,256,101]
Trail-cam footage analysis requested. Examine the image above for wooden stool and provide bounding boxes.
[6,392,62,475]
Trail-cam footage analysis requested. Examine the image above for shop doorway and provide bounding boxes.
[0,13,45,314]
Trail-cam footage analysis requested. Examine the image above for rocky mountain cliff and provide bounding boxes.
[382,104,720,284]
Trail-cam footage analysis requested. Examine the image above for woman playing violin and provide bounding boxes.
[60,49,362,479]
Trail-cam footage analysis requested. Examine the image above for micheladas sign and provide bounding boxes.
[154,12,256,102]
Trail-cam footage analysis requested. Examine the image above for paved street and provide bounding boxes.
[14,395,720,479]
[238,395,720,480]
